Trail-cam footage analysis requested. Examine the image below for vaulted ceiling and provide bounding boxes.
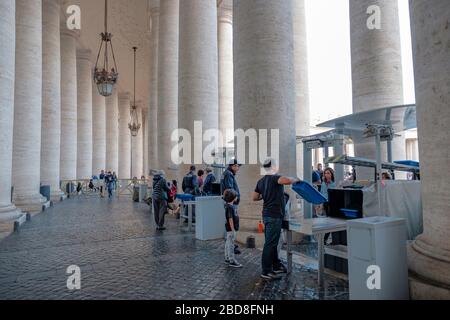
[76,0,150,109]
[70,0,231,110]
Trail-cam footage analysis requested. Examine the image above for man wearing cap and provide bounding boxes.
[221,159,242,254]
[253,158,301,280]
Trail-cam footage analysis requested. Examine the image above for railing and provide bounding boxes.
[60,179,152,199]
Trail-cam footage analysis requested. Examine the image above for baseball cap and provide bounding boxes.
[262,158,277,169]
[228,158,242,167]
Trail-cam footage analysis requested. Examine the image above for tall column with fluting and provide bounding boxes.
[60,29,78,182]
[148,5,159,171]
[118,93,132,179]
[157,0,179,176]
[105,88,119,174]
[0,0,22,221]
[132,105,144,178]
[233,0,297,231]
[92,83,106,176]
[41,0,64,202]
[12,0,47,213]
[350,0,405,179]
[218,3,234,148]
[143,107,149,177]
[407,0,450,299]
[76,49,93,180]
[178,0,219,175]
[293,0,310,179]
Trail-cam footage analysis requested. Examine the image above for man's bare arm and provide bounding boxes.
[278,176,301,186]
[252,192,263,201]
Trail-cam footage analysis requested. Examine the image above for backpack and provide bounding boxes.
[182,173,194,192]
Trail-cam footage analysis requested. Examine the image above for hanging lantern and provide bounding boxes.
[128,47,141,137]
[93,0,118,97]
[129,106,141,137]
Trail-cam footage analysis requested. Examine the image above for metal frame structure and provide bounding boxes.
[299,104,419,219]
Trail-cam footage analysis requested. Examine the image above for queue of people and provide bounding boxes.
[146,158,303,281]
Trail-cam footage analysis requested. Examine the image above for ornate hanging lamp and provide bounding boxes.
[93,0,119,97]
[128,47,141,137]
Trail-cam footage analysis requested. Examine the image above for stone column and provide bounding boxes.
[76,49,93,180]
[233,0,297,231]
[143,107,149,177]
[178,0,219,175]
[350,0,405,179]
[148,6,159,171]
[105,88,119,174]
[407,0,450,299]
[0,0,21,222]
[118,93,132,179]
[131,105,144,178]
[218,3,234,147]
[12,0,47,213]
[293,0,310,179]
[92,83,106,176]
[41,0,64,202]
[157,0,179,176]
[60,29,78,181]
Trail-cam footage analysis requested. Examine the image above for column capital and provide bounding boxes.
[150,7,160,17]
[148,0,160,11]
[218,6,232,25]
[60,26,80,39]
[118,92,131,102]
[76,48,92,61]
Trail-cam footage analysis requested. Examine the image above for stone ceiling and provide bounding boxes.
[75,0,151,109]
[70,0,231,110]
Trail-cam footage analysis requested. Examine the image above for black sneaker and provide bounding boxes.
[273,265,287,274]
[225,259,230,265]
[260,272,283,280]
[228,261,243,268]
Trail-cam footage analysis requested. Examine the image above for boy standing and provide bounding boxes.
[224,189,242,268]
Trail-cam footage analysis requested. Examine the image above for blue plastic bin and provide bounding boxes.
[292,181,328,205]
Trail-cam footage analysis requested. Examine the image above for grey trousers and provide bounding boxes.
[225,231,237,263]
[153,199,167,228]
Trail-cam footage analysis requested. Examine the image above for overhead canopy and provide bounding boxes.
[317,104,417,133]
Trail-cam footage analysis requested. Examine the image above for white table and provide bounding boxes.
[287,217,348,287]
[195,197,225,241]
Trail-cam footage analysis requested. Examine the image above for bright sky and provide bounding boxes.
[305,0,416,127]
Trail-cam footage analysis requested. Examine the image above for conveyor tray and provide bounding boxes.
[325,155,420,174]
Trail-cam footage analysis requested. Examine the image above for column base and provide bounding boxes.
[0,204,23,223]
[408,239,450,299]
[238,216,260,233]
[409,273,450,300]
[13,193,47,214]
[50,190,66,203]
[0,204,24,241]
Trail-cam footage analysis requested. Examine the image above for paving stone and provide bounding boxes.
[0,196,348,300]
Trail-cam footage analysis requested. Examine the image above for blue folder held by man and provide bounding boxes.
[292,181,328,205]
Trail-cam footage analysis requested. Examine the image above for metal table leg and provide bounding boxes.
[179,202,183,228]
[287,230,293,274]
[317,233,325,287]
[188,204,192,231]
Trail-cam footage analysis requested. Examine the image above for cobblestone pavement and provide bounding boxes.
[0,196,348,300]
